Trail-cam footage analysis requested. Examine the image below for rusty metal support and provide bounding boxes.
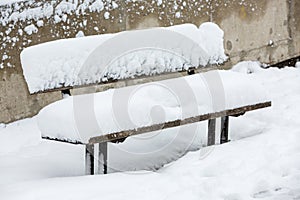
[98,142,108,174]
[221,116,229,144]
[85,144,94,175]
[207,119,216,146]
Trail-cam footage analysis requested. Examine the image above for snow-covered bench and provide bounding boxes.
[20,23,271,175]
[86,101,270,175]
[24,70,271,175]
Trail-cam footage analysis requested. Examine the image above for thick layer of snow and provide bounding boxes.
[0,0,26,6]
[0,63,299,200]
[21,23,227,93]
[0,0,116,24]
[231,60,265,74]
[24,24,38,35]
[37,70,269,144]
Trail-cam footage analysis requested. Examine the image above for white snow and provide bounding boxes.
[24,24,38,35]
[37,70,269,144]
[0,63,299,200]
[232,60,265,74]
[0,0,27,6]
[18,28,23,36]
[21,23,227,93]
[89,0,104,12]
[0,0,115,27]
[54,15,61,23]
[157,0,163,6]
[112,1,118,9]
[75,30,85,38]
[296,61,300,68]
[36,20,44,27]
[2,54,9,61]
[104,11,110,19]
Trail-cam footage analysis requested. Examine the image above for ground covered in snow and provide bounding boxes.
[0,62,300,200]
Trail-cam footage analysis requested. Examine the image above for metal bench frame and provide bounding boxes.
[24,66,271,175]
[85,101,271,175]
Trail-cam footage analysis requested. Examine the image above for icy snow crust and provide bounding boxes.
[37,70,269,144]
[21,23,227,93]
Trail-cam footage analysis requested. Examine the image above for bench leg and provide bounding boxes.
[85,144,94,175]
[221,116,229,144]
[207,119,216,146]
[98,142,108,174]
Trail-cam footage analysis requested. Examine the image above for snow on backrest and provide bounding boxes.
[20,23,227,94]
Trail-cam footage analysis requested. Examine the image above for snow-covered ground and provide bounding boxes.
[0,62,300,200]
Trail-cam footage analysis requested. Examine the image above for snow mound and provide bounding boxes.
[231,61,265,74]
[296,61,300,69]
[21,23,227,93]
[37,70,269,144]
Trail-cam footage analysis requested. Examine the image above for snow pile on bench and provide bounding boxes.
[21,23,227,93]
[37,70,270,144]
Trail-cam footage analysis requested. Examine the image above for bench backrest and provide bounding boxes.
[20,23,228,95]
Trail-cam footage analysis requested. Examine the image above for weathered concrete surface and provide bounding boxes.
[289,0,300,58]
[0,0,299,123]
[216,0,290,67]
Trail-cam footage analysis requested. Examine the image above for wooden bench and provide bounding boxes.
[19,23,272,175]
[21,66,271,175]
[86,101,271,175]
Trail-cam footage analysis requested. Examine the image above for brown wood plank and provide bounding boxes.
[30,66,218,95]
[89,101,271,144]
[41,136,83,145]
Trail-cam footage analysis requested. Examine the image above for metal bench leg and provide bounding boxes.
[221,116,229,144]
[98,142,108,174]
[85,144,94,175]
[208,119,216,146]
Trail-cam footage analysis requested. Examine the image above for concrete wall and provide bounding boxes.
[0,0,299,123]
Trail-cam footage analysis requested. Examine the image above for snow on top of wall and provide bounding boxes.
[0,0,27,6]
[0,0,261,69]
[21,23,228,93]
[1,0,176,25]
[0,0,111,26]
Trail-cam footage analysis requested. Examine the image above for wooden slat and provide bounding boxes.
[30,66,218,95]
[41,136,83,145]
[89,101,271,144]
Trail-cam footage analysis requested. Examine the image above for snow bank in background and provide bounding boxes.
[231,61,265,74]
[21,23,227,93]
[37,70,269,144]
